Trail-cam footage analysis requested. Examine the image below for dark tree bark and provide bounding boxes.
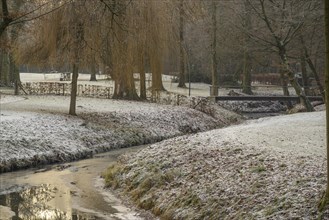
[1,50,10,86]
[325,0,329,193]
[69,3,84,116]
[69,63,79,116]
[0,0,12,37]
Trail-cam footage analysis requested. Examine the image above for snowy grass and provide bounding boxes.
[104,111,328,219]
[0,95,241,173]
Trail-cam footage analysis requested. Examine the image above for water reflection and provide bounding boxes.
[0,184,98,220]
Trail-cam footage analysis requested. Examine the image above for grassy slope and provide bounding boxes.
[104,112,328,219]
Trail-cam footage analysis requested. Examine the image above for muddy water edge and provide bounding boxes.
[0,145,153,220]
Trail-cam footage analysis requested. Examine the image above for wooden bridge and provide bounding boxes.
[215,96,323,102]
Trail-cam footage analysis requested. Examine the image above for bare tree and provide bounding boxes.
[69,2,84,116]
[246,0,314,111]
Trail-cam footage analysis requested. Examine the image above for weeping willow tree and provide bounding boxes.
[167,0,204,90]
[15,1,94,115]
[16,0,177,103]
[100,0,173,99]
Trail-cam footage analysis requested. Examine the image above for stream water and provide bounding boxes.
[0,145,149,220]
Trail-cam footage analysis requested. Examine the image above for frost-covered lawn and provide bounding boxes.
[0,95,240,172]
[104,111,328,219]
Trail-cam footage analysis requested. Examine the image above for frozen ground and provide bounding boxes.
[0,94,241,172]
[1,73,324,218]
[105,111,328,219]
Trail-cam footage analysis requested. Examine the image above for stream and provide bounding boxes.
[0,145,149,220]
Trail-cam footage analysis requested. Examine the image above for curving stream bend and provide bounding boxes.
[0,145,150,220]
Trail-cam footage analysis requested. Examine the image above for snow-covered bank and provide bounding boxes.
[0,95,241,173]
[104,111,327,219]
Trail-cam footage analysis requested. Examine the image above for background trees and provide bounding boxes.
[0,0,325,113]
[0,0,72,90]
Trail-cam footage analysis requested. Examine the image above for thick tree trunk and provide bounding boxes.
[10,54,20,95]
[125,70,139,100]
[150,54,165,91]
[1,51,10,86]
[0,0,12,38]
[113,75,138,100]
[90,55,97,81]
[113,73,139,100]
[69,63,79,116]
[177,0,186,88]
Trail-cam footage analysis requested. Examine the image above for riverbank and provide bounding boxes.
[0,94,242,173]
[104,110,328,219]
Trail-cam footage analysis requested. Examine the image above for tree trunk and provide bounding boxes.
[210,0,219,96]
[113,72,139,100]
[306,57,325,101]
[242,51,252,95]
[10,54,20,95]
[69,2,83,115]
[177,0,186,88]
[300,55,310,96]
[90,55,97,81]
[279,68,293,109]
[139,56,146,100]
[279,70,290,96]
[0,0,12,38]
[319,0,329,211]
[279,47,314,112]
[300,35,325,101]
[69,63,79,116]
[1,51,10,86]
[150,53,165,91]
[125,70,139,100]
[242,0,253,95]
